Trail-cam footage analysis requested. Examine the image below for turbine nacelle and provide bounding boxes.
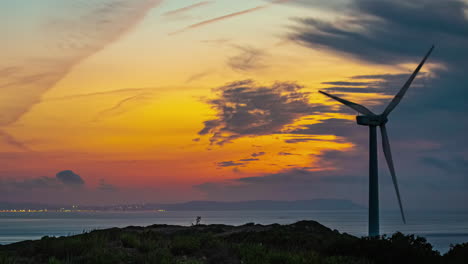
[356,115,388,126]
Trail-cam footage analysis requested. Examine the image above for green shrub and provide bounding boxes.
[171,236,201,256]
[121,232,141,248]
[0,254,17,264]
[48,257,62,264]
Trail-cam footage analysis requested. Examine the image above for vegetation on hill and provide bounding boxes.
[0,221,466,264]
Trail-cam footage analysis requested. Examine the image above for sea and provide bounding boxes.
[1,210,467,254]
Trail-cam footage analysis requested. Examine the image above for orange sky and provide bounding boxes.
[0,0,437,204]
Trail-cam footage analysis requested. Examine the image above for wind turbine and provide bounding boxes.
[319,46,434,237]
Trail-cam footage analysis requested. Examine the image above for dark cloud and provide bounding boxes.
[251,152,266,157]
[56,170,85,186]
[199,80,328,145]
[291,0,468,115]
[287,118,359,138]
[420,156,468,175]
[281,117,359,144]
[195,168,370,204]
[321,73,428,98]
[227,46,267,72]
[217,161,245,167]
[218,157,262,168]
[196,158,468,209]
[278,152,297,156]
[237,169,316,184]
[322,81,369,86]
[0,171,141,205]
[319,175,366,184]
[5,177,62,190]
[287,0,468,182]
[1,170,85,191]
[239,158,260,162]
[284,136,341,144]
[291,0,468,65]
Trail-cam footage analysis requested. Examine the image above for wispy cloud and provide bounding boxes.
[45,87,161,122]
[169,0,293,35]
[47,88,156,101]
[94,93,154,121]
[0,0,162,128]
[0,130,30,151]
[186,71,212,83]
[227,45,267,72]
[162,1,213,17]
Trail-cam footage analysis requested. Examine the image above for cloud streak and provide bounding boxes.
[0,0,162,128]
[0,130,30,151]
[169,0,293,35]
[94,93,154,121]
[47,88,156,101]
[162,1,213,17]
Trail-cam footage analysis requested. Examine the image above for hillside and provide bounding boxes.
[0,220,466,264]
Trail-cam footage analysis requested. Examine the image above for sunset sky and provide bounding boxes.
[1,0,467,209]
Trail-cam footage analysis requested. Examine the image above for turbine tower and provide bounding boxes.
[319,46,434,237]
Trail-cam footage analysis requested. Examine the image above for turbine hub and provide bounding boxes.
[356,115,388,126]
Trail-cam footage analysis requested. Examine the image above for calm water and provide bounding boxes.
[1,210,467,253]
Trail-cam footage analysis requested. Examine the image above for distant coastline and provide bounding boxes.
[0,199,364,212]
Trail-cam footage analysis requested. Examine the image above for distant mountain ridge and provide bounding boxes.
[152,199,364,211]
[0,199,364,211]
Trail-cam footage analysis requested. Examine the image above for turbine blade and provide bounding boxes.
[319,91,375,116]
[382,46,434,116]
[380,124,406,224]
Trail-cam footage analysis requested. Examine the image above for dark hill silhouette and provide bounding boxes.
[1,220,466,263]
